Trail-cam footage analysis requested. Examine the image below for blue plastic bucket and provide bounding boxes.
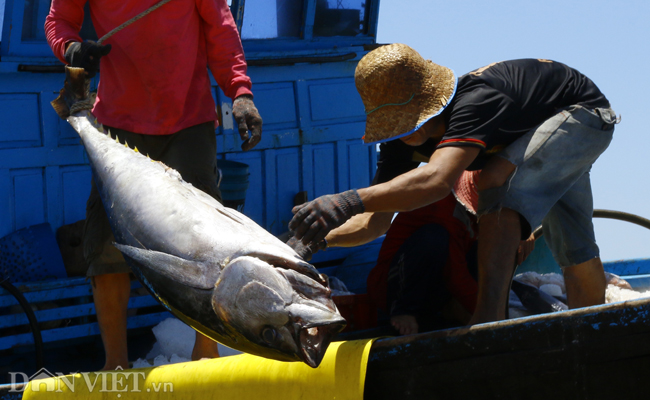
[218,159,250,212]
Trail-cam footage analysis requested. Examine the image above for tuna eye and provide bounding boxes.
[262,327,277,344]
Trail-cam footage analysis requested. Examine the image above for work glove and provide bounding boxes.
[286,236,327,262]
[64,40,112,78]
[232,95,263,151]
[289,189,365,245]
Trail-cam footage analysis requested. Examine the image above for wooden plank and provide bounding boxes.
[274,148,300,234]
[0,168,12,237]
[336,140,348,192]
[0,279,144,307]
[0,311,171,350]
[301,0,317,40]
[225,153,264,225]
[300,144,314,203]
[0,295,160,327]
[308,78,364,122]
[263,148,277,233]
[348,139,371,190]
[604,258,650,276]
[45,166,63,233]
[364,298,650,400]
[0,93,41,147]
[313,143,336,197]
[250,82,297,129]
[0,147,86,169]
[0,277,88,293]
[0,283,92,307]
[60,166,92,225]
[12,170,46,230]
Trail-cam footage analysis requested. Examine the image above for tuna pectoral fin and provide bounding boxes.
[114,243,218,290]
[247,248,326,285]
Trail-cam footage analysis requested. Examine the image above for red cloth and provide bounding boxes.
[45,0,253,135]
[366,193,479,314]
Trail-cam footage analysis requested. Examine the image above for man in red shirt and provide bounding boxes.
[45,0,262,370]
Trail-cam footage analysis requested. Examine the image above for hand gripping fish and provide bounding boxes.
[52,67,346,367]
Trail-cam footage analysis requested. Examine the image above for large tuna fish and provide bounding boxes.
[52,67,346,367]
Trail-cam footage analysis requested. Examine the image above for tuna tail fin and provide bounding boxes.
[51,66,91,119]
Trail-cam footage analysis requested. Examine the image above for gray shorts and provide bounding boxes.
[477,105,617,267]
[84,122,222,277]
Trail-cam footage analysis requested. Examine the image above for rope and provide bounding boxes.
[365,94,415,115]
[532,209,650,240]
[69,98,95,114]
[65,1,172,117]
[97,0,174,45]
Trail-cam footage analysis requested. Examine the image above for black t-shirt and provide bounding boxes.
[374,58,610,179]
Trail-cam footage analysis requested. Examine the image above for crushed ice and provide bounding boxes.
[509,271,650,319]
[132,317,242,368]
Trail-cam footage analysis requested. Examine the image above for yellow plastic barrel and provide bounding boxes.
[23,339,374,400]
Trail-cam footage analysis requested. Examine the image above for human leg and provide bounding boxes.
[542,171,606,308]
[471,208,521,324]
[562,257,606,308]
[386,224,451,335]
[84,179,132,370]
[91,273,131,370]
[191,332,221,360]
[472,106,615,324]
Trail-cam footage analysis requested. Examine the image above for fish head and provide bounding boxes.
[212,256,346,367]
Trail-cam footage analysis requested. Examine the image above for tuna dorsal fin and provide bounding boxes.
[114,243,219,289]
[187,187,245,225]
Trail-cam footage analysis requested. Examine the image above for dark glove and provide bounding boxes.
[64,41,112,78]
[286,236,327,262]
[232,95,263,151]
[289,189,365,245]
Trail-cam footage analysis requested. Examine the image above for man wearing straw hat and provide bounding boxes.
[289,43,618,324]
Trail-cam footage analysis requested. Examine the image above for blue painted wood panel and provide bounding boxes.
[61,166,92,225]
[0,59,377,259]
[308,78,365,123]
[313,143,337,197]
[251,82,298,129]
[12,169,46,230]
[348,139,374,189]
[222,152,263,225]
[274,148,301,235]
[0,94,41,148]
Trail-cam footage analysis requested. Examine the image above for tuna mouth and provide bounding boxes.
[298,320,347,368]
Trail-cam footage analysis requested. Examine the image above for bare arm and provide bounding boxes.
[359,146,481,212]
[289,145,481,245]
[325,212,394,248]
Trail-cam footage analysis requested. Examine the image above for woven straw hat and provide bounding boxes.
[355,44,457,144]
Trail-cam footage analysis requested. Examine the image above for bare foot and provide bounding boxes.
[390,315,419,336]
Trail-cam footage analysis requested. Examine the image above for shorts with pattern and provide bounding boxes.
[477,105,617,267]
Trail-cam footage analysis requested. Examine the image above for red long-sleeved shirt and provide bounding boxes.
[45,0,253,135]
